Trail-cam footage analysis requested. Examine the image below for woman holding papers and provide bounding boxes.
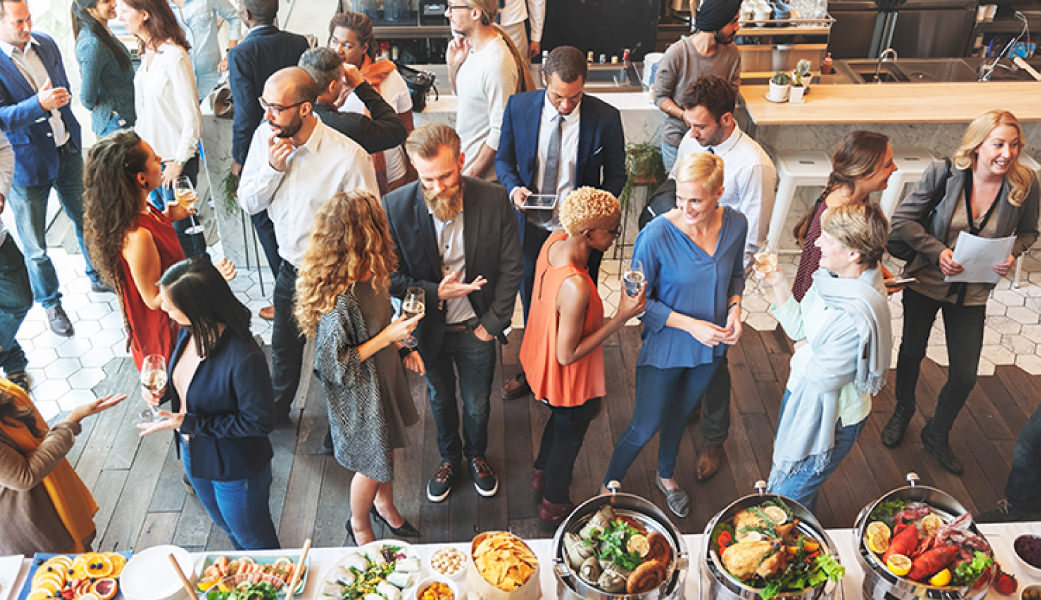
[883,109,1039,475]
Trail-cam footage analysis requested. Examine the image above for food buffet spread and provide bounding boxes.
[3,475,1041,600]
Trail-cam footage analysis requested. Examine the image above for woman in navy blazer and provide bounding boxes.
[139,258,279,550]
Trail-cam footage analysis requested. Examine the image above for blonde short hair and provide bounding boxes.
[405,123,460,161]
[559,187,621,236]
[954,109,1033,207]
[674,152,724,194]
[820,203,889,268]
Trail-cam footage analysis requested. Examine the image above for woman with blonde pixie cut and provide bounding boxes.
[602,152,747,518]
[759,203,891,508]
[295,191,424,546]
[519,187,644,525]
[883,109,1039,474]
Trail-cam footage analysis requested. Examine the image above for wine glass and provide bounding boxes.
[401,286,425,349]
[752,247,779,295]
[623,259,645,298]
[139,354,167,422]
[173,176,204,235]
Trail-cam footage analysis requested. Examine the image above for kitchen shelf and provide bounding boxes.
[737,16,836,36]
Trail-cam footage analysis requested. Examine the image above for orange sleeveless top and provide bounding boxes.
[519,231,606,407]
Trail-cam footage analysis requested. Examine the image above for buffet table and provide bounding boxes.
[4,522,1040,600]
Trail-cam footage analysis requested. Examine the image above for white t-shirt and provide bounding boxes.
[455,35,518,180]
[340,68,412,182]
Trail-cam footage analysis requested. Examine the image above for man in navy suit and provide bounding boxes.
[228,0,308,320]
[0,0,106,337]
[495,45,626,398]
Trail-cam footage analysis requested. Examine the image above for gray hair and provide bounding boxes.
[298,47,342,93]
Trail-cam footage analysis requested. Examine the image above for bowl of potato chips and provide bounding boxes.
[467,532,540,599]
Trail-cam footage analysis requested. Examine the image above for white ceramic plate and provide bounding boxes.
[320,541,421,599]
[0,556,24,600]
[121,546,193,600]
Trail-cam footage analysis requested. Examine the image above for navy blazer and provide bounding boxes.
[495,90,627,200]
[383,177,523,359]
[227,26,309,164]
[0,33,82,187]
[166,328,275,481]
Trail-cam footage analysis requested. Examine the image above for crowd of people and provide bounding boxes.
[0,0,1038,557]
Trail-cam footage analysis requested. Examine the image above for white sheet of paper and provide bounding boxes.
[944,231,1015,284]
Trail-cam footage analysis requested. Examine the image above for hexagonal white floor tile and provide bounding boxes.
[1006,306,1039,325]
[36,401,60,423]
[1015,353,1041,375]
[74,302,113,321]
[992,289,1025,307]
[976,357,996,376]
[25,346,58,368]
[67,367,105,390]
[745,312,778,332]
[981,344,1016,366]
[988,316,1022,336]
[53,337,93,359]
[90,328,129,350]
[78,346,115,368]
[926,345,949,366]
[56,388,101,412]
[33,378,70,401]
[43,357,81,379]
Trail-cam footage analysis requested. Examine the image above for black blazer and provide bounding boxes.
[312,81,406,154]
[227,26,309,164]
[383,177,523,358]
[167,328,275,481]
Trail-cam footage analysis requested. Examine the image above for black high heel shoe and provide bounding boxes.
[370,506,421,538]
[345,518,357,546]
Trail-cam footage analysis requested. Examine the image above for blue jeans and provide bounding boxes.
[423,325,496,462]
[94,110,131,138]
[660,139,679,174]
[1006,401,1041,512]
[604,359,721,484]
[0,236,31,374]
[7,143,98,307]
[768,390,866,511]
[149,154,207,258]
[181,440,280,550]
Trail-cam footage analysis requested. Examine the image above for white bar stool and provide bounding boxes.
[1013,152,1041,288]
[766,151,831,253]
[880,147,936,219]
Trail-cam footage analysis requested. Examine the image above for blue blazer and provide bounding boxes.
[227,26,309,164]
[0,33,82,187]
[495,90,627,200]
[166,328,275,481]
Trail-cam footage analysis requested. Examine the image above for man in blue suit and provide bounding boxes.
[495,45,626,398]
[0,0,106,337]
[228,0,308,320]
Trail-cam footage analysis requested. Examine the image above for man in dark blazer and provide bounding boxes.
[383,123,522,504]
[228,0,308,319]
[495,44,626,397]
[0,0,105,337]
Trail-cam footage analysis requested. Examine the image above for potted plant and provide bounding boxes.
[620,142,666,211]
[789,59,812,102]
[768,72,790,102]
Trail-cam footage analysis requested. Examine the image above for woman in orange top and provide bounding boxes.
[519,187,645,526]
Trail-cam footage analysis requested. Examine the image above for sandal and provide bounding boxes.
[655,474,690,518]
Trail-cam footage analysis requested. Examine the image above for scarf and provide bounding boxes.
[0,378,98,551]
[360,55,397,94]
[769,267,891,483]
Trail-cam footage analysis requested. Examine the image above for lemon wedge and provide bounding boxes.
[887,554,912,577]
[929,568,951,587]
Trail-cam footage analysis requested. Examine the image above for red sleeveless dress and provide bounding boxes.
[120,207,185,369]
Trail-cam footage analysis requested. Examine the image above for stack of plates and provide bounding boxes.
[120,546,194,600]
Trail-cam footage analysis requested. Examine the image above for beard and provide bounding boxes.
[715,30,735,44]
[270,114,303,138]
[423,179,465,222]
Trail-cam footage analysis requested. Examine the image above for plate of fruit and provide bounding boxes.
[19,552,130,600]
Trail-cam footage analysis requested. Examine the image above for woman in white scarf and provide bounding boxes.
[759,203,892,509]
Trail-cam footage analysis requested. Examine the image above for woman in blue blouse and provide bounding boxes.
[602,152,746,518]
[72,0,136,137]
[139,258,279,550]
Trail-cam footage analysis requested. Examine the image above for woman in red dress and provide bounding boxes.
[83,131,233,368]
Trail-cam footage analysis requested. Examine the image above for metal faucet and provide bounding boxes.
[979,11,1030,81]
[873,48,899,83]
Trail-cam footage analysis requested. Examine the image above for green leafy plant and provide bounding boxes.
[620,142,666,210]
[220,171,240,216]
[790,59,813,86]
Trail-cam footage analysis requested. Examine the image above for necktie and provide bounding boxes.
[706,146,715,154]
[540,113,563,196]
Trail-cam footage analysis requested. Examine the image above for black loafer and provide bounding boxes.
[881,409,913,448]
[370,506,421,537]
[921,427,963,475]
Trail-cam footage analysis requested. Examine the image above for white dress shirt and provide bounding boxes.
[0,38,69,147]
[237,119,379,268]
[430,210,477,325]
[670,125,778,264]
[134,41,202,164]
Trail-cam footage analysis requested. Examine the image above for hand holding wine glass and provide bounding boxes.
[139,354,167,422]
[173,176,204,235]
[623,259,646,298]
[752,247,780,293]
[400,286,425,349]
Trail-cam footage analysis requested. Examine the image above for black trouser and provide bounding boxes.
[517,216,602,322]
[699,352,732,446]
[251,211,281,278]
[534,397,601,504]
[272,262,305,419]
[895,287,986,437]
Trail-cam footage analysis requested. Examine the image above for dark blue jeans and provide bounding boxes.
[604,358,721,485]
[1006,401,1041,512]
[534,397,601,504]
[0,236,31,374]
[271,263,305,419]
[423,325,496,462]
[181,440,280,550]
[895,287,986,436]
[149,155,207,258]
[7,143,99,307]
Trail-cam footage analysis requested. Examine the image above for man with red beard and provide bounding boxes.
[382,123,522,503]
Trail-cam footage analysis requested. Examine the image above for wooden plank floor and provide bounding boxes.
[73,326,1034,553]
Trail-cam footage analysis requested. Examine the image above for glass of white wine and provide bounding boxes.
[173,175,204,235]
[139,354,167,422]
[401,286,425,349]
[752,247,778,295]
[623,259,645,298]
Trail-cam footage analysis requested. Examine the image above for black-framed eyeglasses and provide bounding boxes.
[259,97,304,116]
[587,225,622,237]
[445,4,470,10]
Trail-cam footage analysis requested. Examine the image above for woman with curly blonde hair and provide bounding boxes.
[295,191,423,546]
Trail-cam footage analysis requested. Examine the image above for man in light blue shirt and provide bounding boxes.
[170,0,240,100]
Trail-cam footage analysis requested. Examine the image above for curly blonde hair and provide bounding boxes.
[558,186,621,236]
[295,191,397,337]
[954,109,1033,207]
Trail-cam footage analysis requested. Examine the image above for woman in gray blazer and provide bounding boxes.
[884,109,1039,475]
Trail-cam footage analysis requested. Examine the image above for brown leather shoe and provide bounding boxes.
[696,445,724,482]
[530,468,546,495]
[538,498,574,526]
[259,305,275,320]
[501,373,531,400]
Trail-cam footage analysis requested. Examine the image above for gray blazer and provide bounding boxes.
[890,160,1039,275]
